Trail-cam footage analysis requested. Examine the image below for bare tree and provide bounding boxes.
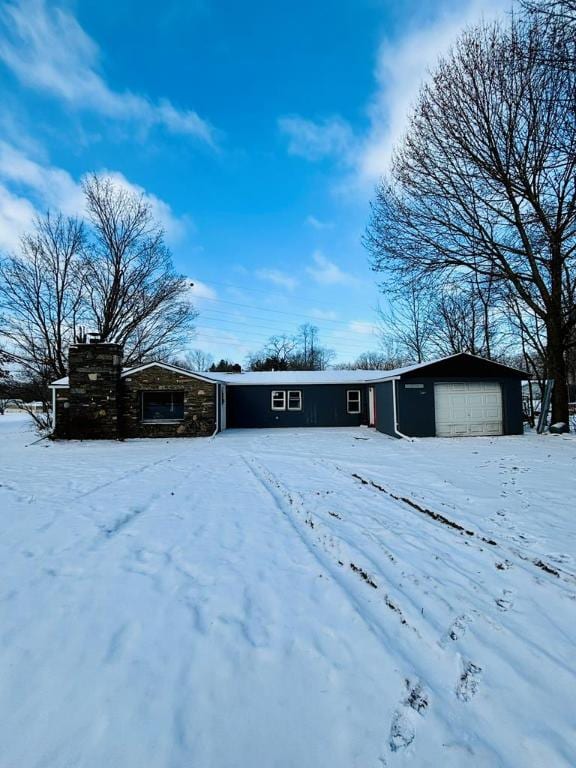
[0,213,85,383]
[291,323,335,370]
[185,349,214,372]
[366,17,576,427]
[521,1,576,28]
[247,326,334,371]
[248,334,296,371]
[82,175,197,364]
[170,348,214,371]
[341,350,407,370]
[378,285,435,363]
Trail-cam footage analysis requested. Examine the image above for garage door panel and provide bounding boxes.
[434,382,503,437]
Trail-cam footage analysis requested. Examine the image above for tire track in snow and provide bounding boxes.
[333,462,576,588]
[73,450,186,501]
[246,450,576,751]
[241,454,453,755]
[314,459,576,679]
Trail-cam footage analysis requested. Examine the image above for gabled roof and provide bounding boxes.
[49,352,529,388]
[121,361,220,384]
[49,361,218,388]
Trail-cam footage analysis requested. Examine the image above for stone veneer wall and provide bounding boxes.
[120,367,217,438]
[54,389,71,439]
[65,343,123,439]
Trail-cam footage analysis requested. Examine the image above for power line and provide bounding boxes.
[196,314,379,345]
[193,276,371,313]
[195,328,374,353]
[191,332,375,356]
[197,295,377,329]
[200,306,362,331]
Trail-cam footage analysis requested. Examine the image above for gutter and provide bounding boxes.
[391,378,413,441]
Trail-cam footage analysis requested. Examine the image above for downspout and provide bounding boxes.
[210,383,220,438]
[391,378,414,441]
[51,386,56,436]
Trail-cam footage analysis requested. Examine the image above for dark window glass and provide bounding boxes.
[142,391,184,421]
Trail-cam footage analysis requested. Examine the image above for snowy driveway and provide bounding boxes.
[1,416,575,767]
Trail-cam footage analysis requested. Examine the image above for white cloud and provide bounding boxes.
[277,1,507,190]
[0,141,189,248]
[0,0,216,145]
[0,140,84,215]
[188,279,217,301]
[349,320,378,336]
[357,0,507,186]
[306,215,333,231]
[310,308,338,321]
[0,183,36,250]
[98,170,190,243]
[255,268,298,291]
[306,250,358,286]
[191,327,251,362]
[278,115,353,161]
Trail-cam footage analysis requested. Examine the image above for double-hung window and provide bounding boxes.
[287,390,302,411]
[271,390,286,410]
[271,390,303,411]
[347,389,361,414]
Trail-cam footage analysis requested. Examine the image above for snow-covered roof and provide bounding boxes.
[49,352,529,388]
[200,368,414,385]
[50,376,69,387]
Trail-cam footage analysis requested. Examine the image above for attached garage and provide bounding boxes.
[373,353,527,439]
[434,382,503,437]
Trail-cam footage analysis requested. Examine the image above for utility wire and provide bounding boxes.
[197,295,377,328]
[193,276,371,313]
[196,314,378,343]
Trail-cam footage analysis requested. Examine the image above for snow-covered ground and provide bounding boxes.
[1,414,575,768]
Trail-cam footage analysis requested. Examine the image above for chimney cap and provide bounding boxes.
[87,332,102,344]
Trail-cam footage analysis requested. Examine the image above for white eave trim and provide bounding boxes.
[121,361,219,384]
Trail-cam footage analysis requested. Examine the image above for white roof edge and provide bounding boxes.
[367,352,529,381]
[48,352,529,388]
[121,361,221,384]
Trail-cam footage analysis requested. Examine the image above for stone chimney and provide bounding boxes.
[67,342,123,439]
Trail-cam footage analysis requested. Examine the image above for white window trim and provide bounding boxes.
[347,389,361,414]
[287,390,302,411]
[271,390,286,411]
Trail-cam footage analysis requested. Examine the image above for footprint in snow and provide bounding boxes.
[495,589,514,611]
[440,613,474,647]
[546,552,573,565]
[127,548,166,576]
[388,680,429,753]
[456,660,482,702]
[389,711,415,752]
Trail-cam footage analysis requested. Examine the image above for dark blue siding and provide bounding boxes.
[374,381,396,437]
[227,384,368,428]
[501,379,523,435]
[396,377,524,437]
[397,378,436,437]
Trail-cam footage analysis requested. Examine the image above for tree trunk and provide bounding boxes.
[546,319,570,429]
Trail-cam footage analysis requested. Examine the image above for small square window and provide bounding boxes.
[347,389,361,414]
[142,391,184,421]
[271,390,286,410]
[287,390,302,411]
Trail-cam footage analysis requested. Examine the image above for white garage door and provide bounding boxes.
[434,382,503,437]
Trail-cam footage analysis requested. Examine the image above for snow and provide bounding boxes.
[51,351,528,388]
[200,368,397,384]
[1,413,575,767]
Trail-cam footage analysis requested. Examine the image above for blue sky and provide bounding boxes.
[0,0,507,364]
